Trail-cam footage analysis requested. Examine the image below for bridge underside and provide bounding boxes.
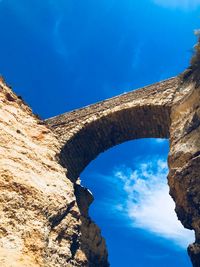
[58,105,170,180]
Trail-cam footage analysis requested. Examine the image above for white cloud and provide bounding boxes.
[153,138,168,144]
[114,158,194,248]
[153,0,200,9]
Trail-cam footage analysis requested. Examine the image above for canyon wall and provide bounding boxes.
[168,80,200,266]
[0,81,108,267]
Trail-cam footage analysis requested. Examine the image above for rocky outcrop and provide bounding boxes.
[0,80,108,266]
[168,80,200,267]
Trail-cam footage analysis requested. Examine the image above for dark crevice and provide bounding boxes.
[49,200,76,229]
[70,233,80,259]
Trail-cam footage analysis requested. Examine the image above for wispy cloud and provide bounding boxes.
[53,16,68,58]
[153,0,200,9]
[102,157,194,248]
[132,43,143,70]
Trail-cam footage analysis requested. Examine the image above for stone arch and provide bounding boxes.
[60,104,169,180]
[46,77,179,181]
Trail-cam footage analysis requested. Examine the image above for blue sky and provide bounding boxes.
[0,0,200,266]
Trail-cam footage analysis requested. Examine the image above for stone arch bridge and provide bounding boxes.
[46,76,200,267]
[46,77,179,181]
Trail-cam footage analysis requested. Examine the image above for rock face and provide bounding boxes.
[0,69,200,266]
[0,81,108,267]
[168,81,200,266]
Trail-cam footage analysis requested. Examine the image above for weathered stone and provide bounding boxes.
[0,80,108,267]
[46,77,179,181]
[168,82,200,266]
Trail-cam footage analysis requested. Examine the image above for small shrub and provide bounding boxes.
[190,29,200,67]
[182,29,200,86]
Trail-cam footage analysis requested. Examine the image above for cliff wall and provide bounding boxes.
[0,81,108,267]
[169,80,200,266]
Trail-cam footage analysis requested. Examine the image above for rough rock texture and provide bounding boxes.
[168,80,200,267]
[0,68,200,266]
[0,80,108,267]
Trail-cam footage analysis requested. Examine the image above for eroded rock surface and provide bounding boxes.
[168,80,200,267]
[0,81,108,267]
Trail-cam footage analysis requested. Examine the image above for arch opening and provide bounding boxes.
[59,104,171,181]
